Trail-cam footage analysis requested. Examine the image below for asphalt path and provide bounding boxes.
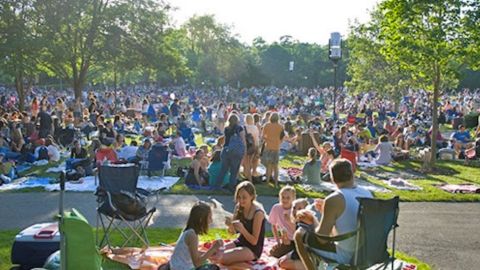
[0,192,479,269]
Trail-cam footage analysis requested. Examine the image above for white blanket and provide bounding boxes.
[45,175,180,192]
[0,175,180,192]
[384,178,422,191]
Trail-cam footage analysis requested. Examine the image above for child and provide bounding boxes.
[169,201,222,270]
[220,181,266,266]
[268,186,297,258]
[278,198,317,270]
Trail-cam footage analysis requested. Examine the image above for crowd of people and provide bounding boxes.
[1,84,480,269]
[1,85,479,186]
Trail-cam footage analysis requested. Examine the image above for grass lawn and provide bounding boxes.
[4,152,480,202]
[366,160,480,202]
[164,154,480,202]
[0,228,431,270]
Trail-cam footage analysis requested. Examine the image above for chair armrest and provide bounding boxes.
[136,188,151,197]
[104,191,118,212]
[310,230,357,242]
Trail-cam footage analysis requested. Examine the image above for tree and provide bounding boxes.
[379,0,465,168]
[0,0,40,110]
[182,15,247,86]
[35,0,111,101]
[464,0,480,71]
[346,10,410,111]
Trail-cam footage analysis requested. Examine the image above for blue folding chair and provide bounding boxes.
[305,196,400,270]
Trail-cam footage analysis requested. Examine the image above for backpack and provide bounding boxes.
[245,127,256,155]
[227,126,245,156]
[38,146,49,160]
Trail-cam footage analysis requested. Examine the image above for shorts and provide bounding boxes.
[302,230,338,262]
[261,149,279,165]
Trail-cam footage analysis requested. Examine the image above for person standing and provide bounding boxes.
[215,114,246,191]
[262,112,283,188]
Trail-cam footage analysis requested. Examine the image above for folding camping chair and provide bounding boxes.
[95,164,156,249]
[142,143,170,177]
[304,196,400,270]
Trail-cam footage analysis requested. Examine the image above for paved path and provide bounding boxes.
[1,192,479,269]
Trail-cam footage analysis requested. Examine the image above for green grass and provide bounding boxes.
[0,228,430,270]
[362,160,480,202]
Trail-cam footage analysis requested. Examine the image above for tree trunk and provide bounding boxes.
[429,65,440,167]
[15,73,25,111]
[73,79,84,102]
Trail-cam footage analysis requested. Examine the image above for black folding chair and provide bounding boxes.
[305,196,400,270]
[95,164,156,249]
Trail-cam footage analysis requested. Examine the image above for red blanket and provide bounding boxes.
[103,238,280,270]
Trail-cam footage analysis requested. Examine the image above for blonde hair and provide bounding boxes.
[245,114,254,125]
[279,185,296,198]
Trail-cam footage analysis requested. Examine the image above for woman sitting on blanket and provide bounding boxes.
[302,148,322,184]
[208,150,229,187]
[373,135,394,165]
[185,149,209,186]
[167,201,222,270]
[218,181,266,266]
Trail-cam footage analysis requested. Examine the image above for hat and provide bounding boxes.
[143,138,151,144]
[0,152,5,157]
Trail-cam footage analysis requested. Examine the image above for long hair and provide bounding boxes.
[233,181,263,222]
[185,201,211,235]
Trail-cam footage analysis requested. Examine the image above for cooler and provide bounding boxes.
[11,222,60,269]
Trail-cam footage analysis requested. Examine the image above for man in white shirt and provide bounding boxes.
[294,159,372,269]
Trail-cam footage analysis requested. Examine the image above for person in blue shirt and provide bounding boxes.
[451,125,472,157]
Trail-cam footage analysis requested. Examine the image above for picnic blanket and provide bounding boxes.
[0,175,180,192]
[103,238,280,270]
[103,237,417,270]
[45,175,180,192]
[437,184,480,194]
[384,178,422,191]
[0,177,54,191]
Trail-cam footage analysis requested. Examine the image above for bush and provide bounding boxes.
[464,113,480,129]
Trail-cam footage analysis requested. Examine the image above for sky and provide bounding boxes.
[169,0,380,45]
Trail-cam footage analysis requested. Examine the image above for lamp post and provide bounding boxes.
[329,32,342,120]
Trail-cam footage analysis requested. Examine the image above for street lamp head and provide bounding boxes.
[329,32,342,61]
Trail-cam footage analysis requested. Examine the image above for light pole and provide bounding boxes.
[329,32,342,120]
